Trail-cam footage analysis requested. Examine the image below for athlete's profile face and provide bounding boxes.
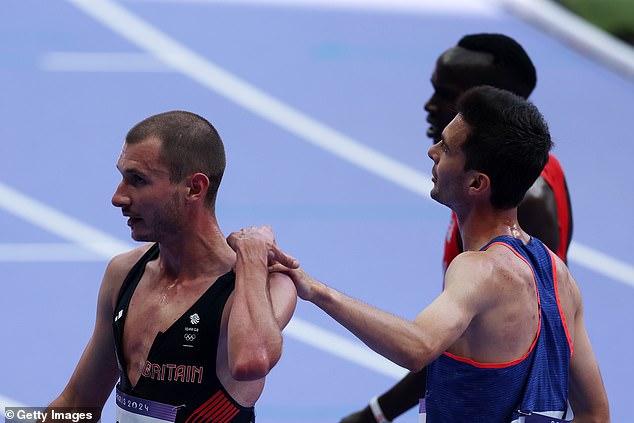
[428,114,471,207]
[111,137,186,242]
[424,46,494,144]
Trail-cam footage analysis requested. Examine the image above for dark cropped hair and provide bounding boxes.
[126,110,226,206]
[458,33,537,98]
[457,86,551,209]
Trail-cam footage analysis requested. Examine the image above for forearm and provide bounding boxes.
[309,279,428,371]
[341,370,426,423]
[378,370,427,419]
[228,247,283,379]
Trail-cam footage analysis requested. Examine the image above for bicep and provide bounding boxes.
[268,272,297,329]
[411,293,472,357]
[412,257,488,357]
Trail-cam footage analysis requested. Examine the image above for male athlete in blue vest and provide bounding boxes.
[273,86,609,422]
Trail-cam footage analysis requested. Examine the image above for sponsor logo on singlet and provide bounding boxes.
[183,318,200,347]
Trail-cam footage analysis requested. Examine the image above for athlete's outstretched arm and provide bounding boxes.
[278,254,485,372]
[226,225,297,381]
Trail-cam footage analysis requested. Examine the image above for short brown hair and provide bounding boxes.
[126,110,226,206]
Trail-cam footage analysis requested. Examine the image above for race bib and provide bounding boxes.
[116,387,179,423]
[419,400,568,423]
[418,398,426,423]
[523,413,567,423]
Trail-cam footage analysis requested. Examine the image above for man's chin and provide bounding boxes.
[130,231,152,243]
[429,189,447,207]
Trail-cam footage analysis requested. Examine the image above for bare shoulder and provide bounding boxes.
[446,250,494,275]
[443,251,499,303]
[105,244,153,283]
[446,246,534,303]
[445,249,502,286]
[100,243,155,308]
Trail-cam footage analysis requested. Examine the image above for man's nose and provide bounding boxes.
[111,181,130,208]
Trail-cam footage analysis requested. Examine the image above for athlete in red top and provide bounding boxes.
[341,33,574,423]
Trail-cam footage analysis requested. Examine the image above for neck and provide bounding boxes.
[156,214,235,282]
[456,204,529,252]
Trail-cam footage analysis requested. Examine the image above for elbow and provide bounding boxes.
[230,351,280,381]
[400,337,436,372]
[230,343,282,381]
[403,356,427,373]
[396,345,426,371]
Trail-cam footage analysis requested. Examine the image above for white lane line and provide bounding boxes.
[499,0,634,79]
[0,243,111,262]
[568,242,634,289]
[41,52,173,72]
[285,318,408,379]
[66,0,434,200]
[0,182,131,258]
[0,394,26,409]
[65,0,634,289]
[119,0,500,16]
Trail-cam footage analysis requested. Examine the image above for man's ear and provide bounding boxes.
[187,173,210,201]
[467,171,490,196]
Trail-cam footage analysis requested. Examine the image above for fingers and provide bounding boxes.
[226,226,267,249]
[268,263,285,273]
[268,244,299,269]
[229,226,273,243]
[229,225,299,268]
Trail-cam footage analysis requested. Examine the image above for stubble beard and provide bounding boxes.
[133,192,184,243]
